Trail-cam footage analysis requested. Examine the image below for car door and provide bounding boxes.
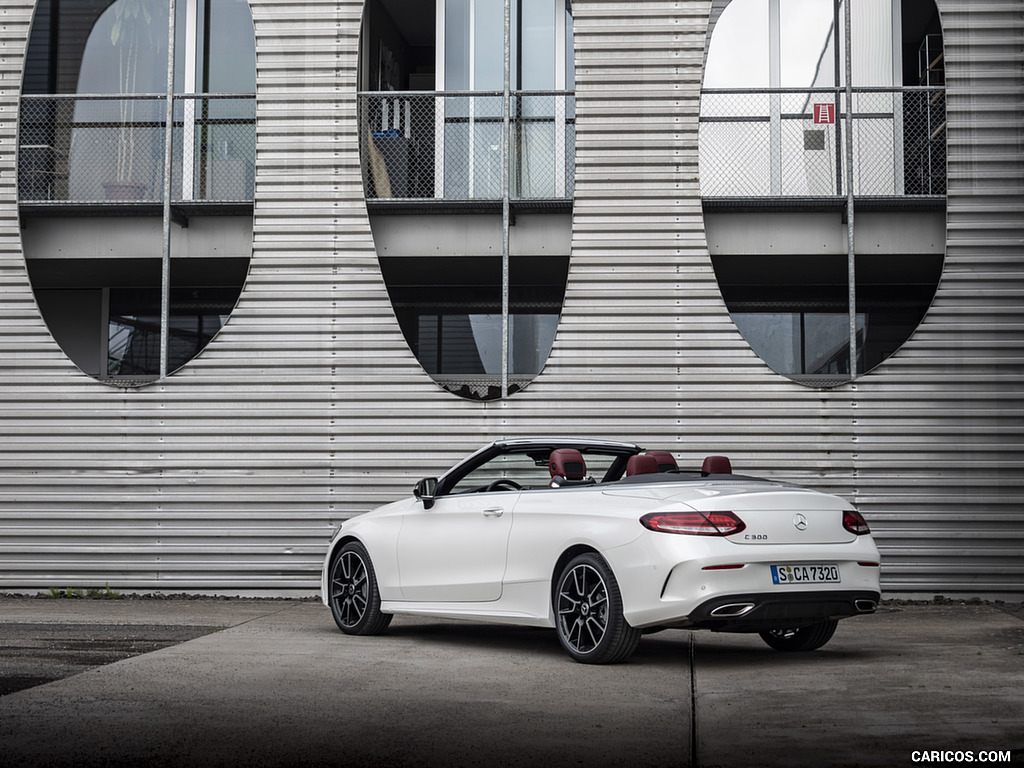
[395,488,518,602]
[395,449,552,602]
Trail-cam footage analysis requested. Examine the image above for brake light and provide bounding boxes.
[843,510,871,535]
[640,511,746,536]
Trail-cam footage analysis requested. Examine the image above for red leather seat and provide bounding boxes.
[701,455,733,476]
[626,453,659,476]
[549,448,594,487]
[647,450,678,472]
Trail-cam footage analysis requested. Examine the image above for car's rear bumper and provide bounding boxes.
[609,530,881,629]
[681,589,881,632]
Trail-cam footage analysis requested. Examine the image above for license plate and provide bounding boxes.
[771,563,840,584]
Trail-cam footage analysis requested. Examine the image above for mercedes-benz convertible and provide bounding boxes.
[322,438,880,664]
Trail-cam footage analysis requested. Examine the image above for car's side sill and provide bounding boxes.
[380,601,554,628]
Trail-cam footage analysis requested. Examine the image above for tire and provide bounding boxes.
[554,552,642,664]
[759,619,838,651]
[328,541,392,635]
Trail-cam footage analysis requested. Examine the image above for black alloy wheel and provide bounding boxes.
[759,619,838,651]
[328,541,392,635]
[555,552,641,664]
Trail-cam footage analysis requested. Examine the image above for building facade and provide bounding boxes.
[0,0,1021,596]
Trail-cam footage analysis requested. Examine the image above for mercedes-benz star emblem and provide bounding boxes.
[793,513,808,531]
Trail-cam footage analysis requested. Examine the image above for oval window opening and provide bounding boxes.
[700,0,945,387]
[19,0,256,387]
[359,0,575,400]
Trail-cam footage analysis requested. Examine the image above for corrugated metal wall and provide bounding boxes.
[0,0,1020,595]
[860,0,1024,593]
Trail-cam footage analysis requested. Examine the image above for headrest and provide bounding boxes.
[701,455,732,476]
[626,453,659,476]
[647,450,678,472]
[549,448,587,480]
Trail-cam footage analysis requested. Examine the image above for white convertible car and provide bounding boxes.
[321,438,880,664]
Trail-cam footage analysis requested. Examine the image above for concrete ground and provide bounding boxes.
[0,597,1022,768]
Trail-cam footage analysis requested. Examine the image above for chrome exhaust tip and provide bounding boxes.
[855,599,878,613]
[710,602,756,618]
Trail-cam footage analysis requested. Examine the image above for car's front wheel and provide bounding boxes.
[759,619,838,651]
[555,552,641,664]
[328,541,392,635]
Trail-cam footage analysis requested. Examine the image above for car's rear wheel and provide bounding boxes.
[759,619,838,651]
[555,552,641,664]
[328,541,392,635]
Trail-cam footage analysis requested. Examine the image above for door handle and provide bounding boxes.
[483,507,504,518]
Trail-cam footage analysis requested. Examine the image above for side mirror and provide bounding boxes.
[414,477,438,509]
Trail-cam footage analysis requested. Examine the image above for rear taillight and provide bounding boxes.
[843,510,871,535]
[640,511,746,536]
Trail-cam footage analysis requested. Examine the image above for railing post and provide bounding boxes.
[159,0,176,380]
[501,0,511,398]
[843,0,857,379]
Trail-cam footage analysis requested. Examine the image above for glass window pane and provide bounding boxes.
[520,0,556,89]
[436,314,489,373]
[703,0,769,89]
[509,313,559,375]
[732,313,801,374]
[107,286,161,377]
[803,313,857,375]
[779,0,836,87]
[76,0,171,95]
[445,0,471,90]
[107,285,240,377]
[466,314,502,373]
[416,315,440,373]
[473,0,504,90]
[415,313,503,376]
[732,312,858,376]
[851,0,894,86]
[856,253,943,374]
[203,0,257,93]
[565,2,575,91]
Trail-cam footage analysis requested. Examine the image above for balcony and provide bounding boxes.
[18,94,256,215]
[699,87,946,208]
[359,90,575,211]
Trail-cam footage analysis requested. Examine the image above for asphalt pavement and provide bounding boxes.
[0,596,1022,768]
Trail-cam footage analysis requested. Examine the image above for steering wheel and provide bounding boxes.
[486,478,523,492]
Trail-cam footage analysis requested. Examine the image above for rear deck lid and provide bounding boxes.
[690,486,857,545]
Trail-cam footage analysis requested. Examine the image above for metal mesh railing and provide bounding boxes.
[360,91,575,202]
[20,88,943,205]
[18,94,256,204]
[699,87,946,198]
